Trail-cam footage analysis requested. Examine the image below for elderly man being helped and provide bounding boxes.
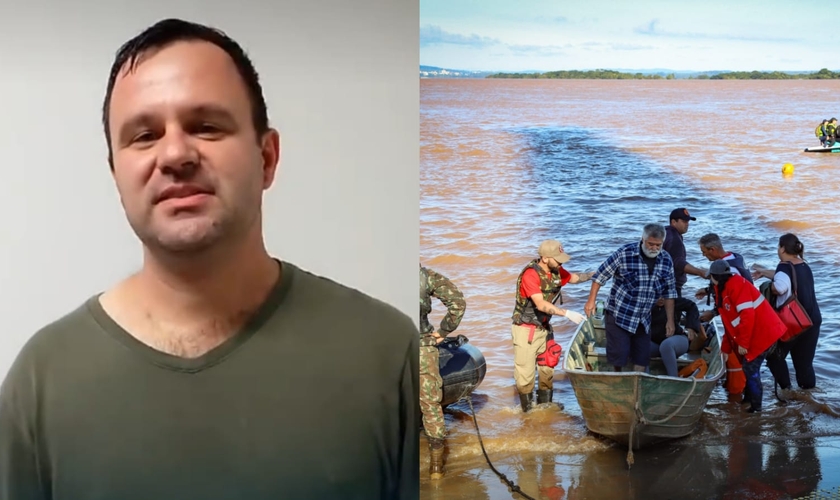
[584,223,678,373]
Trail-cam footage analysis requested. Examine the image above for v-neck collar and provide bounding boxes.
[86,259,294,373]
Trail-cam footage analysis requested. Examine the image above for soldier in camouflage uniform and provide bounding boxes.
[511,240,591,412]
[419,264,466,480]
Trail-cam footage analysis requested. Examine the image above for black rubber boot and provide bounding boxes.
[536,389,553,404]
[519,392,533,412]
[746,390,762,413]
[740,388,751,404]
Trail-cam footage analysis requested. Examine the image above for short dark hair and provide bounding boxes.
[698,233,723,251]
[101,18,270,165]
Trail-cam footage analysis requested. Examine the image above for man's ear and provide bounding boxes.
[261,128,281,189]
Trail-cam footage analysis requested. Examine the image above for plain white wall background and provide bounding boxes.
[0,0,419,379]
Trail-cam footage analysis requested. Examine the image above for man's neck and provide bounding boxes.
[132,235,280,321]
[97,229,283,358]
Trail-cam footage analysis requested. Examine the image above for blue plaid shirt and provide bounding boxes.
[593,242,678,335]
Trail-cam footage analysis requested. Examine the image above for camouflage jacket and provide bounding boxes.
[419,265,466,346]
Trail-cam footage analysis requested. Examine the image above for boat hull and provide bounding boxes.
[437,335,487,407]
[804,143,840,153]
[562,315,725,450]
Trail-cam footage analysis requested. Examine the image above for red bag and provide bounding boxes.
[537,338,562,368]
[776,262,813,343]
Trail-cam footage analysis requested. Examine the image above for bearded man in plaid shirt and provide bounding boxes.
[584,223,678,372]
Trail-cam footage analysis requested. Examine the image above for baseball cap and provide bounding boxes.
[670,207,697,222]
[538,240,571,263]
[709,259,733,276]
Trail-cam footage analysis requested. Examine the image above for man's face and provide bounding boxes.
[641,236,663,258]
[671,218,689,234]
[547,257,563,272]
[699,245,716,261]
[107,40,280,254]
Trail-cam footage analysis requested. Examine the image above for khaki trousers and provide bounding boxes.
[511,323,553,394]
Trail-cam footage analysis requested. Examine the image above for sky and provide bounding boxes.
[420,0,837,73]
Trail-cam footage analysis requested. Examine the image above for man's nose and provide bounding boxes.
[157,127,200,176]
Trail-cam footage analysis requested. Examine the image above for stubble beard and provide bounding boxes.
[134,211,234,256]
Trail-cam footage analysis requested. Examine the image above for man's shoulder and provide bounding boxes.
[664,225,683,244]
[616,242,637,255]
[289,263,402,309]
[522,266,539,278]
[21,297,96,349]
[657,250,674,266]
[2,298,98,390]
[424,267,460,292]
[285,262,418,342]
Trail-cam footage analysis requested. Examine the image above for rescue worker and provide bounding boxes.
[695,232,754,286]
[816,119,828,147]
[826,118,838,146]
[511,240,590,412]
[419,264,466,479]
[710,259,787,413]
[694,232,753,399]
[663,208,708,298]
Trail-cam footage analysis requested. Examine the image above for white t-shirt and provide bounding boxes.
[773,270,792,307]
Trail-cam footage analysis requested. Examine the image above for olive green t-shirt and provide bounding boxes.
[0,261,420,500]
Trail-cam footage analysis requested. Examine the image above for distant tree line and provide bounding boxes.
[699,68,839,79]
[486,69,675,79]
[486,68,840,80]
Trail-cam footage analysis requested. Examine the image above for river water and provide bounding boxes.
[419,79,840,499]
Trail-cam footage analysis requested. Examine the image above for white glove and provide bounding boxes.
[563,310,586,324]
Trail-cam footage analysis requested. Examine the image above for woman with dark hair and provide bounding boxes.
[712,259,787,413]
[751,233,822,390]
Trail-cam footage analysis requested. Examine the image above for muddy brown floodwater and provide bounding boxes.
[420,79,840,499]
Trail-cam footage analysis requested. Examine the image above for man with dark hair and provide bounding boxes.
[663,207,708,298]
[510,240,590,412]
[0,18,419,500]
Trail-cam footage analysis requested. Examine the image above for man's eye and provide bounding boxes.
[197,123,222,134]
[132,132,155,143]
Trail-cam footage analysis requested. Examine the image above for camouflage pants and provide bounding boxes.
[419,345,445,440]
